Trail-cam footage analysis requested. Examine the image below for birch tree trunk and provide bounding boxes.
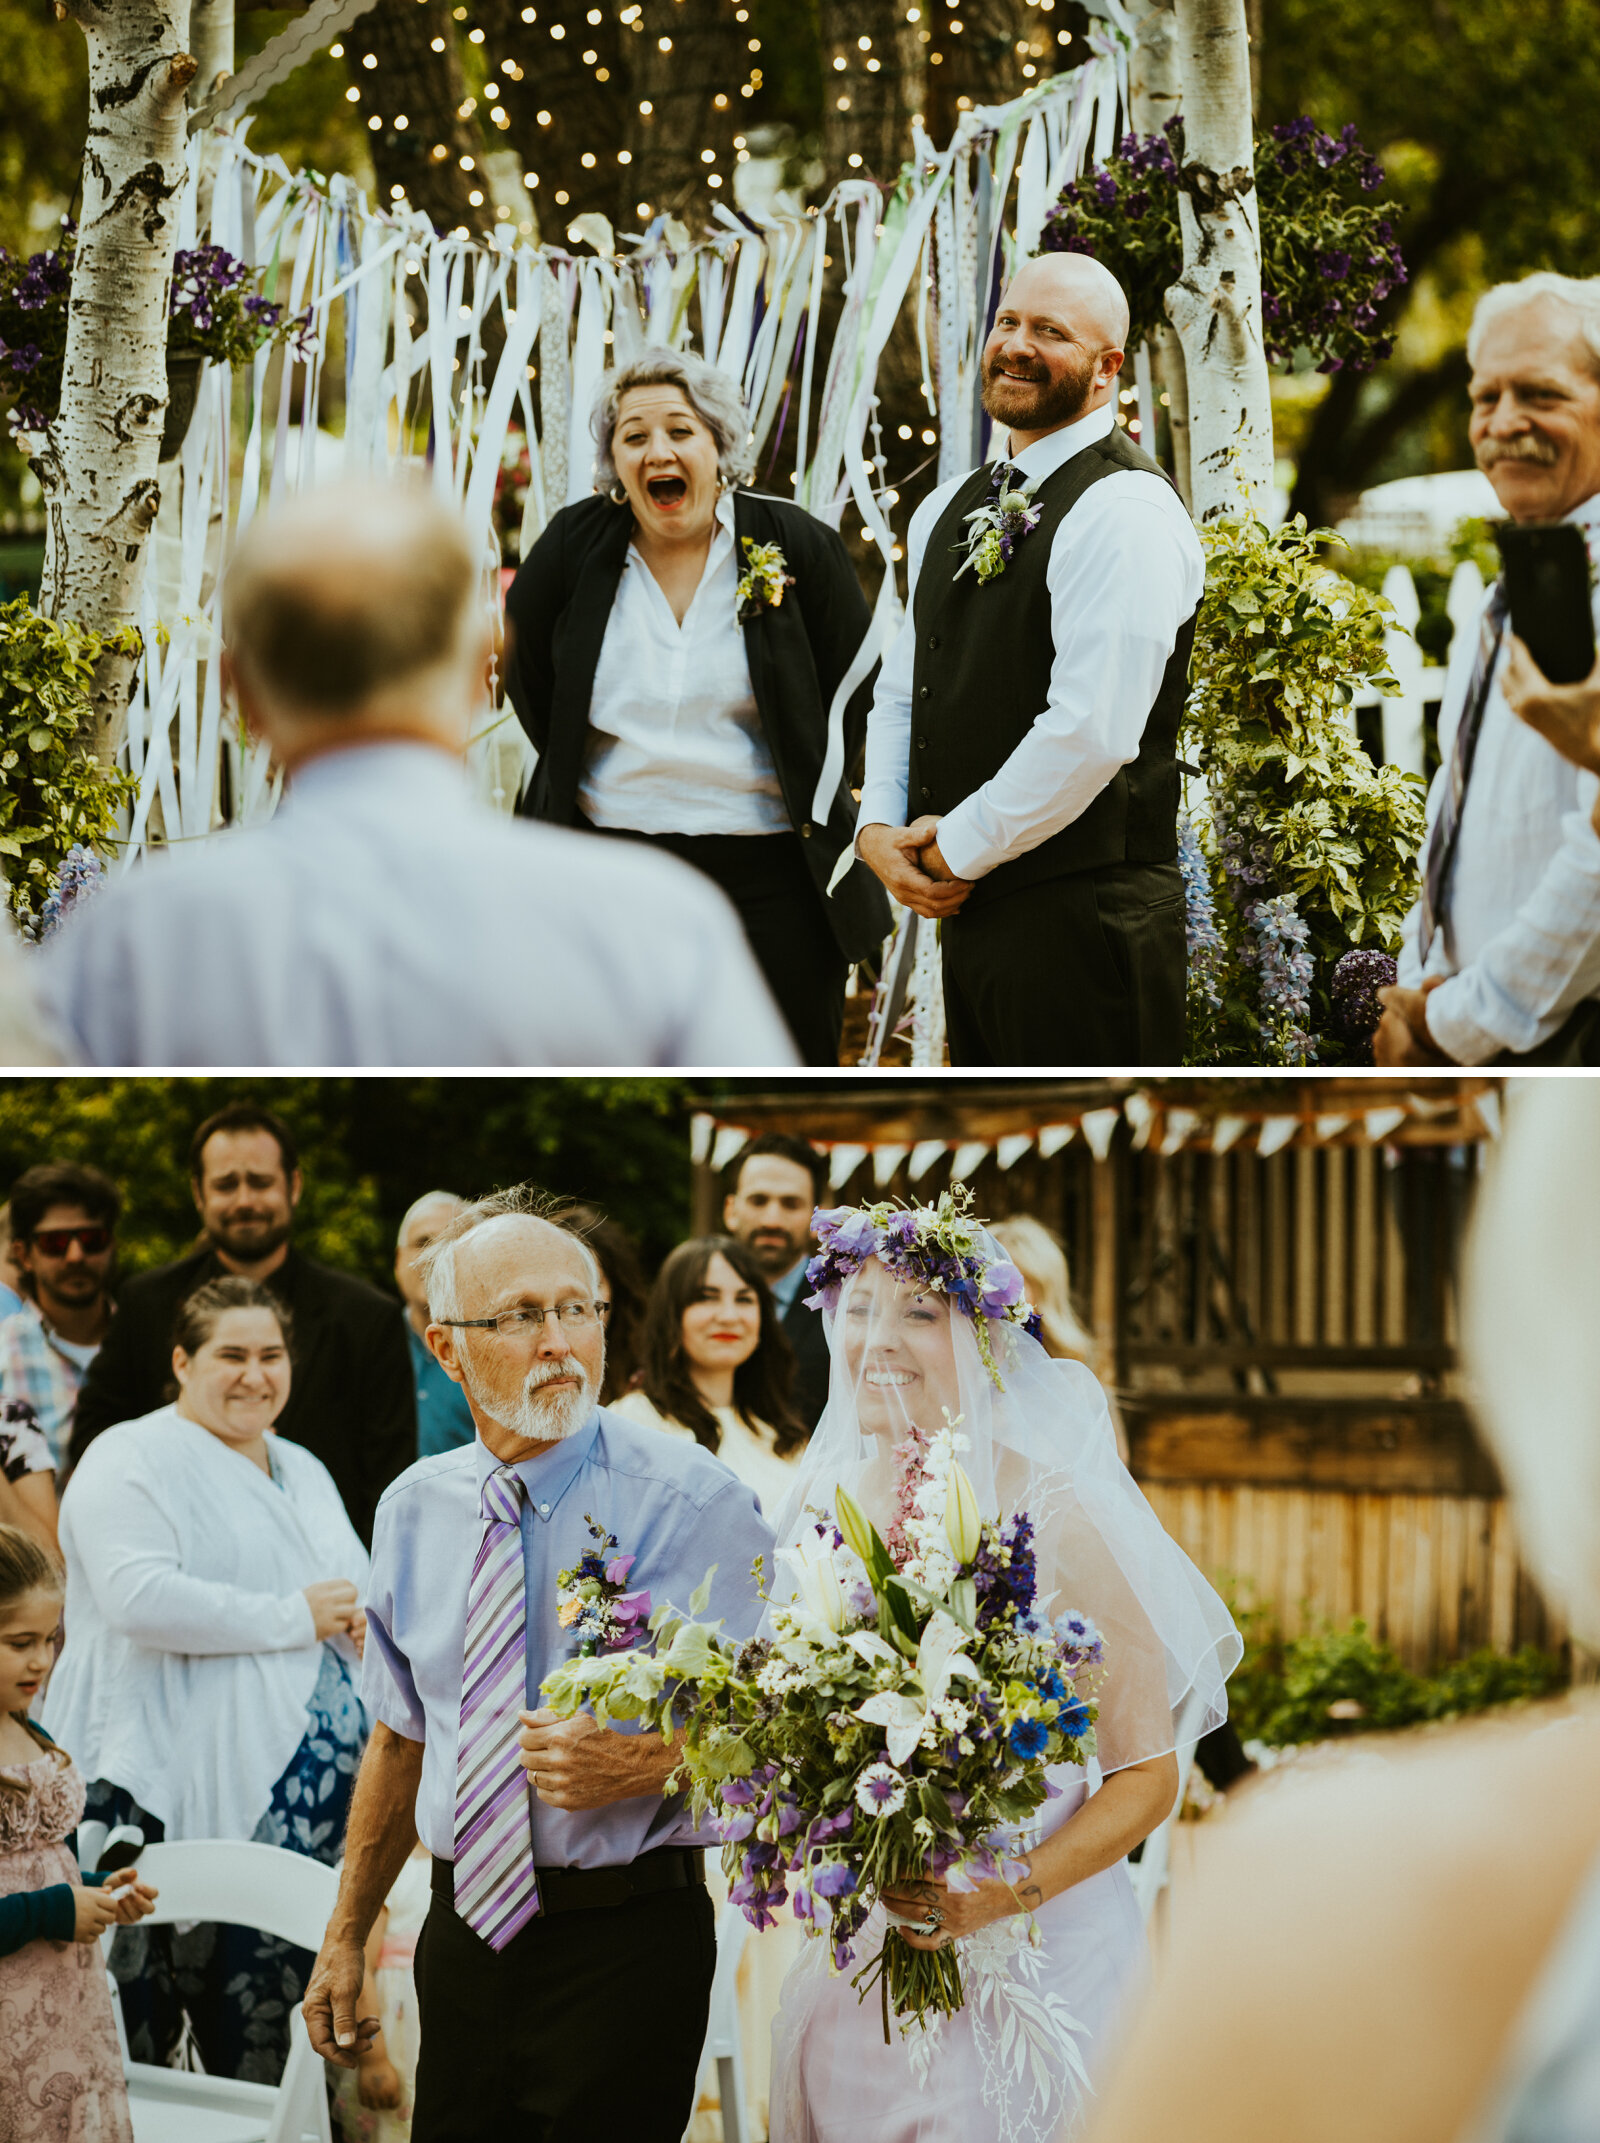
[35,0,196,765]
[1129,0,1191,507]
[1164,0,1272,521]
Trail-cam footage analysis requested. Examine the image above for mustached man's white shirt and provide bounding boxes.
[858,401,1204,879]
[1397,491,1600,1061]
[34,741,797,1067]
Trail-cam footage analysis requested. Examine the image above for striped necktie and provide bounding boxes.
[454,1465,540,1950]
[1417,579,1511,966]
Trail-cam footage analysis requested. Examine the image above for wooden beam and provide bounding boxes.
[1122,1395,1503,1496]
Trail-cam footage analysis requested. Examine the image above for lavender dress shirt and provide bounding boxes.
[361,1406,774,1866]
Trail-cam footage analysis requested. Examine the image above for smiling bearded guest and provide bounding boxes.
[502,348,890,1066]
[856,252,1204,1067]
[1377,272,1600,1069]
[302,1188,774,2143]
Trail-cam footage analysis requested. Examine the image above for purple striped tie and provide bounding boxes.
[454,1466,540,1949]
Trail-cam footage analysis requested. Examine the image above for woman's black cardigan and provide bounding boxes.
[502,488,892,965]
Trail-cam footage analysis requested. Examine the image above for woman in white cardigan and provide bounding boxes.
[45,1275,369,2086]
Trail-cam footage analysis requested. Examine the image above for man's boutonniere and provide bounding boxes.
[556,1516,652,1656]
[736,537,795,619]
[952,462,1043,584]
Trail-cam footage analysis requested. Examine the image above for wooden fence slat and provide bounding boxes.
[1295,1148,1319,1344]
[1489,1499,1518,1653]
[1352,1144,1377,1348]
[1323,1148,1347,1347]
[1267,1154,1290,1343]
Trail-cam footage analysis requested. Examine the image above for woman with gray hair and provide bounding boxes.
[502,346,888,1065]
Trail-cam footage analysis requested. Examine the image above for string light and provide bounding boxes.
[395,114,408,128]
[345,86,360,101]
[430,35,444,49]
[361,51,376,68]
[329,39,343,55]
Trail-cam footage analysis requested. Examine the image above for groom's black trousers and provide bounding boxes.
[940,859,1188,1067]
[410,1853,716,2141]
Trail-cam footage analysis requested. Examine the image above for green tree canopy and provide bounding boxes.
[0,1076,692,1289]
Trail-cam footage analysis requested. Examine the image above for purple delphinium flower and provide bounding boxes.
[1178,813,1225,1018]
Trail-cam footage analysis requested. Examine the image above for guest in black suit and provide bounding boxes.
[502,347,890,1066]
[720,1134,830,1432]
[69,1103,415,1545]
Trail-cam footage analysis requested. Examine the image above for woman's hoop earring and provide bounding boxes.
[608,481,628,506]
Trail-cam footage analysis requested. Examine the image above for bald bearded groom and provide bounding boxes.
[856,251,1204,1066]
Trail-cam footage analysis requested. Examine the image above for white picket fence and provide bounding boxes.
[1351,556,1483,777]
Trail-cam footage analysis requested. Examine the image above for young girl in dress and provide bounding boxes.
[0,1523,157,2139]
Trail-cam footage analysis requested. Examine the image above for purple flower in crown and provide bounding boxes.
[979,1260,1024,1317]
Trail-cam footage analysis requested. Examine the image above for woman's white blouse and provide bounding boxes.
[609,1388,799,1518]
[43,1405,369,1840]
[579,491,790,838]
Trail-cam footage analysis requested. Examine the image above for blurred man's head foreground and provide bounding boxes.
[222,481,490,769]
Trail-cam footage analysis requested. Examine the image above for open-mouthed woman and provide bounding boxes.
[503,347,890,1066]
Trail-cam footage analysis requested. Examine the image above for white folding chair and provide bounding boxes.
[684,1900,753,2143]
[98,1839,339,2143]
[1126,1684,1208,1926]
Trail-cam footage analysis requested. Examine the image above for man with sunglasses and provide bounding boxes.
[0,1162,120,1470]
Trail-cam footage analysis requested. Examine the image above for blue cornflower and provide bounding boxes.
[1008,1717,1049,1761]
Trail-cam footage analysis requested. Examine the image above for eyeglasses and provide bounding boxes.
[437,1302,609,1338]
[30,1226,112,1257]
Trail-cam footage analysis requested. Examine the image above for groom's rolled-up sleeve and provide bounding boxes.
[934,477,1205,883]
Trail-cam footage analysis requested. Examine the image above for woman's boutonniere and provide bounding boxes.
[556,1517,652,1656]
[736,537,795,619]
[953,462,1043,583]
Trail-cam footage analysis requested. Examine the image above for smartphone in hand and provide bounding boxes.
[1496,521,1597,685]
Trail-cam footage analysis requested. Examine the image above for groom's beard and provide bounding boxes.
[980,344,1099,434]
[464,1352,599,1443]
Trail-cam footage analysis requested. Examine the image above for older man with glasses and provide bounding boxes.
[0,1161,121,1471]
[304,1185,773,2143]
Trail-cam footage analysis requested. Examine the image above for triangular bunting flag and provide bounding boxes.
[1038,1124,1076,1158]
[1210,1115,1248,1156]
[1363,1107,1407,1143]
[1080,1108,1121,1162]
[1257,1116,1299,1158]
[949,1140,991,1183]
[1159,1108,1200,1157]
[996,1133,1034,1170]
[1123,1092,1156,1151]
[908,1139,948,1181]
[689,1112,716,1165]
[871,1143,910,1186]
[827,1144,871,1190]
[710,1124,749,1172]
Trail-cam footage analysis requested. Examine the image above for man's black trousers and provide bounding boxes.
[410,1882,716,2140]
[940,860,1188,1067]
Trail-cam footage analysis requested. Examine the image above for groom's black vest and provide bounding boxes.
[909,426,1197,907]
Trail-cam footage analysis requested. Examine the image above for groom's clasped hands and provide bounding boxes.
[857,816,973,921]
[515,1704,680,1808]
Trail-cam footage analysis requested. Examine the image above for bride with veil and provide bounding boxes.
[762,1191,1242,2143]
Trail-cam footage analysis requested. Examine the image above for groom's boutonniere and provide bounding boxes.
[555,1516,652,1657]
[952,461,1043,584]
[736,537,795,619]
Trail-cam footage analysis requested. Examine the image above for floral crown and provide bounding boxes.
[803,1184,1042,1388]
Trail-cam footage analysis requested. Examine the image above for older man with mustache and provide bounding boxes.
[1378,272,1600,1067]
[855,250,1204,1067]
[302,1186,773,2143]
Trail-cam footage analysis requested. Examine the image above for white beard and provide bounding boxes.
[468,1354,598,1444]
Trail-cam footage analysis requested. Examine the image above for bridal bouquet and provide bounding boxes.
[540,1422,1106,2038]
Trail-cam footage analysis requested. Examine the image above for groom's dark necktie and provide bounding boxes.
[1417,578,1510,966]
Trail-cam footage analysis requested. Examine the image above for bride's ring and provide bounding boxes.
[915,1913,940,1937]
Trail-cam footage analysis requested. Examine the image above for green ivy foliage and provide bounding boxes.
[1183,513,1427,1063]
[0,596,138,921]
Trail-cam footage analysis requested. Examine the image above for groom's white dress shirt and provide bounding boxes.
[35,740,797,1067]
[857,402,1204,882]
[1396,491,1600,1062]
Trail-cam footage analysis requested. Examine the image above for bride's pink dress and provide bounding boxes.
[0,1748,134,2143]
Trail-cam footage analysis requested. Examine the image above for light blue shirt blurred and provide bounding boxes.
[361,1405,774,1865]
[34,742,798,1068]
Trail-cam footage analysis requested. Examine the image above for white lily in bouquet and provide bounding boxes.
[539,1417,1108,2039]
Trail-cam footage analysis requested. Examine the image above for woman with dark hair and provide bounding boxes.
[502,346,890,1065]
[610,1235,807,1513]
[561,1204,651,1407]
[42,1275,369,2085]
